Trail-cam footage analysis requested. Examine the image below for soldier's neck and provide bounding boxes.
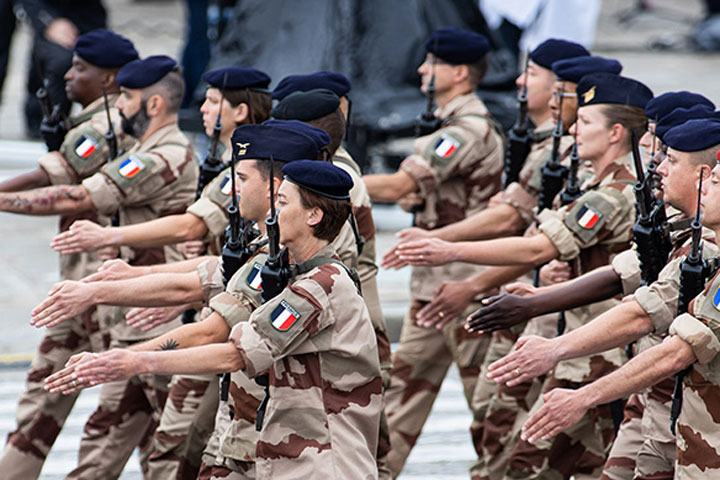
[589,145,630,178]
[288,238,329,264]
[435,86,472,110]
[529,109,552,128]
[139,114,177,143]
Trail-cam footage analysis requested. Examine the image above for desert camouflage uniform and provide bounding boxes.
[666,264,720,478]
[227,244,382,479]
[469,122,575,480]
[600,228,718,480]
[66,123,197,478]
[148,150,233,480]
[503,154,638,479]
[385,92,504,476]
[0,95,135,480]
[334,146,392,477]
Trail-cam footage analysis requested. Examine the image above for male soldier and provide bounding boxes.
[270,87,392,477]
[0,28,138,480]
[39,121,331,479]
[361,27,504,476]
[485,114,720,480]
[51,66,272,260]
[47,160,383,479]
[498,119,720,478]
[395,72,652,478]
[2,55,198,477]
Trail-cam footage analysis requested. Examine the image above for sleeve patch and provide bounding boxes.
[425,132,466,170]
[203,168,234,209]
[699,275,720,319]
[105,152,156,192]
[564,192,614,243]
[61,126,108,177]
[246,262,264,291]
[270,300,301,331]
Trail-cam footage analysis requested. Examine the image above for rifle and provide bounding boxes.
[555,129,584,335]
[415,46,443,138]
[196,73,229,199]
[255,156,292,430]
[670,171,710,435]
[102,86,121,229]
[35,56,69,151]
[537,83,569,213]
[630,129,672,286]
[503,53,533,188]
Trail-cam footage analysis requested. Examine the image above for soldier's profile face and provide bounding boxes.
[550,81,578,127]
[200,87,236,138]
[236,160,268,222]
[417,53,453,95]
[700,165,720,227]
[276,181,307,246]
[64,54,103,105]
[572,104,611,160]
[519,62,554,115]
[656,149,696,211]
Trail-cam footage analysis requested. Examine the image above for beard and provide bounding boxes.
[120,101,151,138]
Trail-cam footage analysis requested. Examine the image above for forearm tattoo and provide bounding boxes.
[0,185,88,214]
[158,338,180,351]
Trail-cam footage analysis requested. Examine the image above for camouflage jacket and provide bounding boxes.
[228,244,382,479]
[400,92,504,301]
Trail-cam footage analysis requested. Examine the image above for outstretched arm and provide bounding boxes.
[521,335,695,443]
[363,170,418,203]
[51,213,209,253]
[0,167,51,192]
[0,185,94,215]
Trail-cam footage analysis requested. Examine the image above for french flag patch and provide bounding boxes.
[118,156,145,179]
[434,134,460,158]
[270,300,301,331]
[246,263,263,290]
[220,173,232,195]
[577,203,601,229]
[74,135,98,158]
[712,285,720,312]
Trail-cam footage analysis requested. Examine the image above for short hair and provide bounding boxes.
[144,69,185,114]
[689,144,720,167]
[466,55,489,87]
[224,89,272,124]
[305,109,345,156]
[297,188,351,242]
[600,104,648,148]
[253,159,286,182]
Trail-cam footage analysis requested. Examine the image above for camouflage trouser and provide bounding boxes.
[635,438,674,479]
[385,300,490,477]
[146,373,219,480]
[66,338,171,480]
[198,453,255,479]
[0,308,108,480]
[503,375,616,479]
[600,393,644,480]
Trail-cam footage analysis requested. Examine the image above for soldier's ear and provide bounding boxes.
[233,103,249,125]
[145,94,164,117]
[306,207,323,227]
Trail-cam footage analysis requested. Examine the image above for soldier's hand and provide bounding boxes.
[521,388,589,443]
[396,192,424,213]
[396,238,456,267]
[46,349,141,393]
[97,246,120,261]
[505,282,539,297]
[51,220,114,254]
[30,280,93,328]
[126,305,188,332]
[43,351,98,394]
[395,226,433,243]
[486,335,558,386]
[465,293,531,333]
[539,260,571,285]
[416,280,476,329]
[82,259,146,282]
[381,243,410,270]
[180,240,207,258]
[44,18,79,49]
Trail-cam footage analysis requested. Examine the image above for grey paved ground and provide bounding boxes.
[1,0,720,477]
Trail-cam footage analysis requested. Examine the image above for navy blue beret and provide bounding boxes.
[529,38,589,70]
[664,118,720,152]
[552,56,622,83]
[271,89,340,122]
[425,28,490,65]
[282,160,353,200]
[202,66,270,91]
[655,105,717,143]
[117,55,179,89]
[272,71,351,101]
[576,73,653,109]
[231,121,328,162]
[74,29,138,68]
[645,91,715,123]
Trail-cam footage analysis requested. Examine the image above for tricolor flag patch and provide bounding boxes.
[246,263,263,290]
[118,156,145,179]
[220,173,232,196]
[434,134,460,158]
[713,285,720,312]
[576,203,602,229]
[74,135,98,158]
[270,300,301,332]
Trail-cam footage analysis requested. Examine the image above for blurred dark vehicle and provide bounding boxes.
[181,0,518,171]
